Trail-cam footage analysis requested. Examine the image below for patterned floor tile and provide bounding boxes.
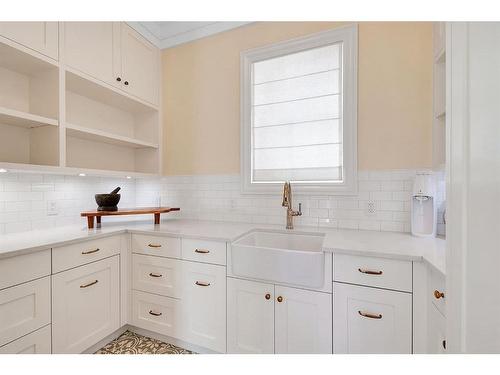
[95,330,194,354]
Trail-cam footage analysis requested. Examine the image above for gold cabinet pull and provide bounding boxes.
[81,248,100,255]
[149,272,162,278]
[265,293,271,300]
[80,280,99,288]
[358,268,383,275]
[195,281,211,287]
[148,243,162,248]
[277,296,283,303]
[195,248,210,254]
[149,310,162,316]
[434,290,445,299]
[358,310,382,319]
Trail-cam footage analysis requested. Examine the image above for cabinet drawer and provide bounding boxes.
[52,256,120,353]
[132,290,182,339]
[132,254,182,298]
[0,325,51,354]
[182,238,226,265]
[334,254,412,292]
[52,236,120,273]
[0,249,50,290]
[0,277,51,347]
[132,234,181,259]
[180,261,226,352]
[429,268,446,316]
[333,282,412,354]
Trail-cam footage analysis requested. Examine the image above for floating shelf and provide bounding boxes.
[65,122,158,149]
[0,106,58,129]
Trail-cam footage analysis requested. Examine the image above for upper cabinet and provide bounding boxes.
[62,22,159,107]
[120,24,159,106]
[0,22,58,60]
[62,22,119,87]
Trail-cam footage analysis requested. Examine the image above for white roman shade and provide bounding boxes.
[241,25,358,194]
[251,44,342,183]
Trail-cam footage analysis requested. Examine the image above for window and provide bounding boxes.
[241,25,358,194]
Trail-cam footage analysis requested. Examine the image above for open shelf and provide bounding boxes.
[65,122,158,149]
[0,106,58,129]
[0,40,60,168]
[0,40,59,120]
[65,69,157,113]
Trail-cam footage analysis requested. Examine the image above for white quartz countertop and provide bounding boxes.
[0,218,446,275]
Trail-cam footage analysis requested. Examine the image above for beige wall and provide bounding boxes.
[162,22,433,175]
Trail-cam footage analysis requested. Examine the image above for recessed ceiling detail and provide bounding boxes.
[127,22,252,49]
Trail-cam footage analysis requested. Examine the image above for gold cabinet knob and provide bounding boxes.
[265,293,271,300]
[277,296,283,303]
[434,290,445,299]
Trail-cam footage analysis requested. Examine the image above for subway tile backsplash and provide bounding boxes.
[0,169,446,236]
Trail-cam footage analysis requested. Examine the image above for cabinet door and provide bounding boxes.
[427,303,446,354]
[275,285,332,354]
[120,23,159,105]
[227,278,274,354]
[334,282,412,354]
[0,22,58,59]
[180,261,226,352]
[62,22,119,86]
[52,256,120,353]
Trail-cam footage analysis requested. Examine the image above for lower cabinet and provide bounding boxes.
[52,256,120,353]
[180,261,226,353]
[0,325,51,354]
[333,282,412,354]
[227,278,275,354]
[0,276,51,348]
[227,277,332,354]
[275,285,332,354]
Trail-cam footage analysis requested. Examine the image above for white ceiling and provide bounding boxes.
[127,22,252,49]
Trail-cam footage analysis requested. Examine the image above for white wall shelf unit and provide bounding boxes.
[432,22,446,170]
[0,22,161,176]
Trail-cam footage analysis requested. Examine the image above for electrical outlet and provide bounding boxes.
[365,201,377,215]
[47,200,59,216]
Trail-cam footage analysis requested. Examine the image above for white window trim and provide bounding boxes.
[240,24,358,195]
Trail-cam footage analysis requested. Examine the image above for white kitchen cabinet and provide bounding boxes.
[180,261,226,353]
[62,22,159,106]
[120,23,159,106]
[334,282,412,354]
[227,277,275,354]
[0,22,58,60]
[275,285,332,354]
[0,325,51,354]
[227,277,331,354]
[62,22,119,87]
[52,255,120,353]
[0,277,51,347]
